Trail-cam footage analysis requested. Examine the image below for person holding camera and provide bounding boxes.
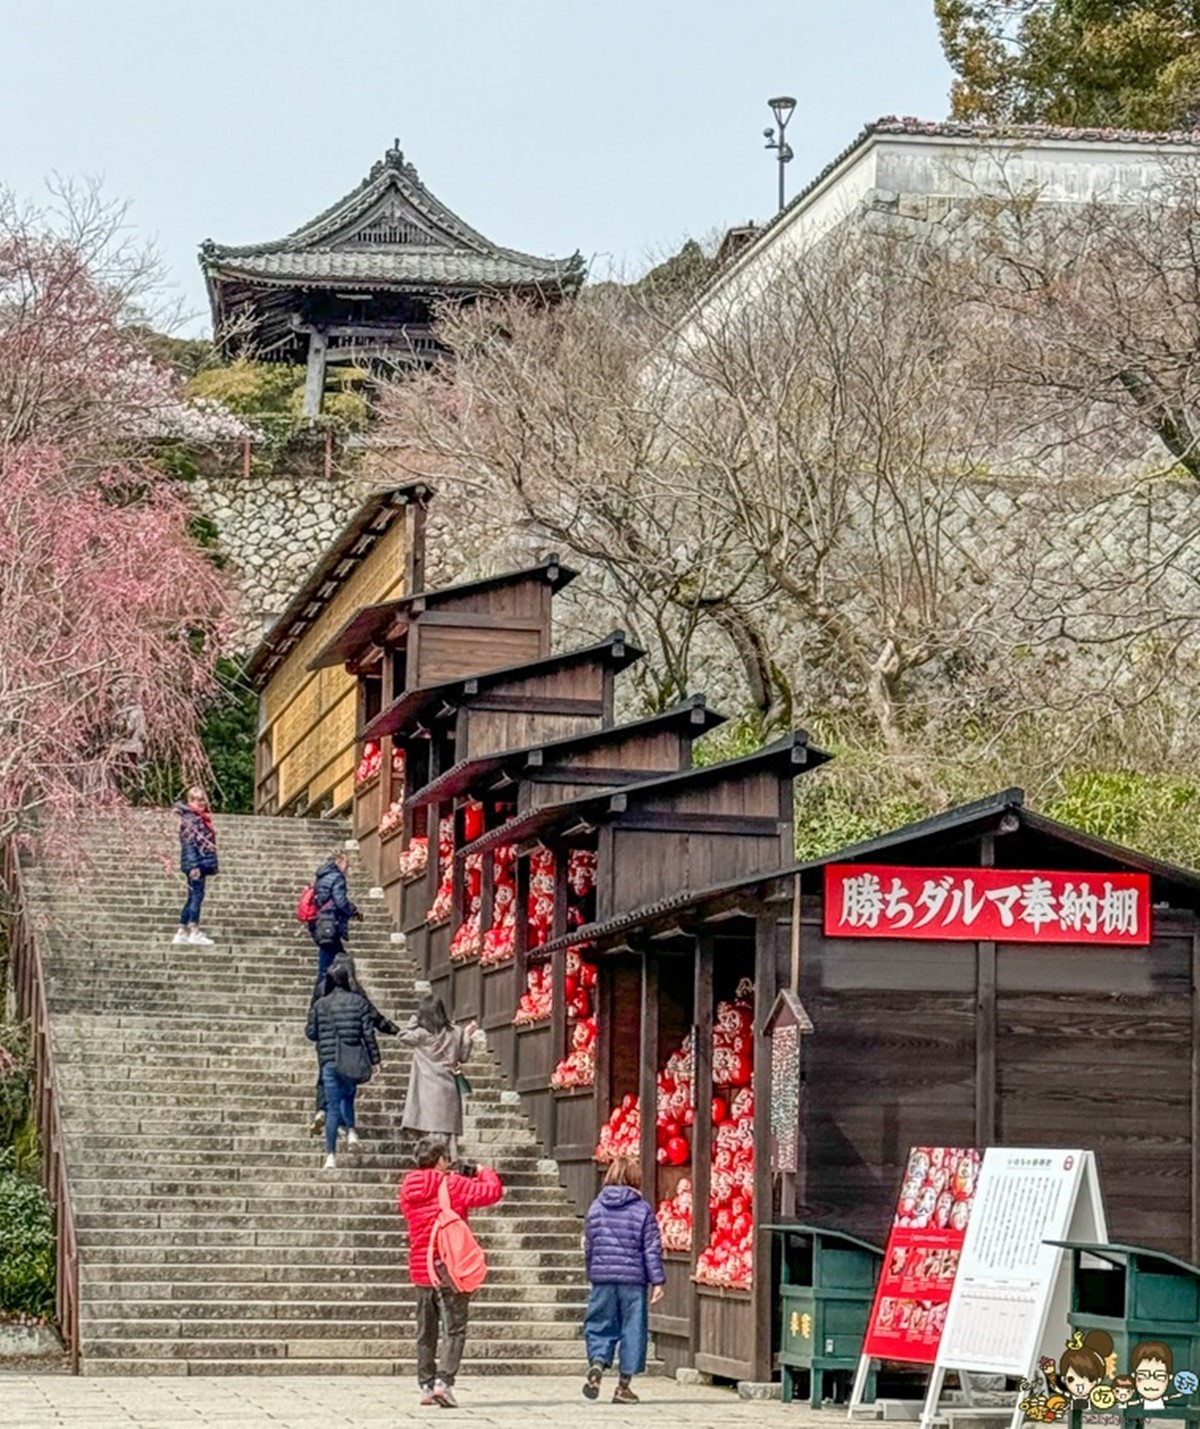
[398,1136,504,1409]
[306,849,361,985]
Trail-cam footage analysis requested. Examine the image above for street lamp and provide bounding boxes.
[763,95,796,214]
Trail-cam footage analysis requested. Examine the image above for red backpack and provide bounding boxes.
[295,884,318,923]
[427,1175,489,1293]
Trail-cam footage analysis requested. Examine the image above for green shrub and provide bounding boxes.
[0,1155,55,1319]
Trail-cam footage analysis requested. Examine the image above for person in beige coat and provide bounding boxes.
[399,996,477,1159]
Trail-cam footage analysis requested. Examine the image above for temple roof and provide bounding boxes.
[201,140,584,352]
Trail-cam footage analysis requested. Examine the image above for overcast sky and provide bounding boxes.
[0,1,951,336]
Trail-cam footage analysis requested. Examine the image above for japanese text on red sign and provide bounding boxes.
[824,865,1150,944]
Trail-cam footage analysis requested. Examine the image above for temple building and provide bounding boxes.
[200,141,583,414]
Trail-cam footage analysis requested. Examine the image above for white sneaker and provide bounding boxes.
[322,1154,336,1170]
[346,1130,360,1147]
[188,930,215,946]
[171,929,190,945]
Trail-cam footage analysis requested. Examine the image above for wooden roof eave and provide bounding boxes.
[309,556,578,672]
[404,695,727,811]
[546,785,1200,960]
[459,730,830,861]
[360,632,643,744]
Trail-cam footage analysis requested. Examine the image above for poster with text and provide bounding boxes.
[862,1146,983,1364]
[936,1148,1101,1377]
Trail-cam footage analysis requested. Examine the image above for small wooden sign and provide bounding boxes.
[764,989,813,1177]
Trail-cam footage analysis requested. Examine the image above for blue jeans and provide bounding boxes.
[584,1282,649,1377]
[180,875,205,927]
[316,938,344,982]
[321,1064,357,1154]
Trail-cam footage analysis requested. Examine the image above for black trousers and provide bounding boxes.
[415,1285,470,1388]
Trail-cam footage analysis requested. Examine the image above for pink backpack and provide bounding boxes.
[427,1175,489,1294]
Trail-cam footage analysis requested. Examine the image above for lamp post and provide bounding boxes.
[763,95,796,213]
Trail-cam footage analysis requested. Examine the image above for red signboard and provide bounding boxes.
[825,864,1150,944]
[862,1146,982,1364]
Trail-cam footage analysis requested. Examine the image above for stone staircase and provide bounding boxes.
[26,811,589,1376]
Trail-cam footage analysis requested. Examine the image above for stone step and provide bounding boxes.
[26,809,595,1376]
[82,1355,590,1377]
[81,1335,583,1363]
[79,1275,585,1302]
[81,1309,583,1336]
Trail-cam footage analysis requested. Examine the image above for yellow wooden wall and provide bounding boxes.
[257,520,407,815]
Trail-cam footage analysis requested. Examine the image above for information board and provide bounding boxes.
[919,1148,1106,1429]
[861,1146,982,1365]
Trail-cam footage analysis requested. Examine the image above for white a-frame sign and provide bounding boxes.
[920,1148,1106,1429]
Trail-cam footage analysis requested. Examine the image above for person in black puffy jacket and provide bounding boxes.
[305,961,380,1169]
[307,954,399,1139]
[307,852,360,984]
[581,1154,665,1404]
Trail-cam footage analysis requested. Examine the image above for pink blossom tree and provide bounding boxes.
[0,182,235,843]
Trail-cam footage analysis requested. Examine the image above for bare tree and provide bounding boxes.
[377,199,1200,814]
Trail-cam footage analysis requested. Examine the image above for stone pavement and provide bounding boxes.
[0,1374,827,1428]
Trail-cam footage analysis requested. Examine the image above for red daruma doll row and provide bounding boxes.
[592,979,757,1290]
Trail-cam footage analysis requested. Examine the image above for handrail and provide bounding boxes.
[2,839,80,1373]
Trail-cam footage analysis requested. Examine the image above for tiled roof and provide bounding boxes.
[869,115,1200,146]
[201,141,583,296]
[207,246,577,290]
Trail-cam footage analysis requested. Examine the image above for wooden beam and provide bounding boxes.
[302,329,328,417]
[466,695,605,717]
[752,908,781,1383]
[607,812,782,837]
[638,950,660,1202]
[1193,929,1200,1263]
[691,933,715,1295]
[975,833,997,1148]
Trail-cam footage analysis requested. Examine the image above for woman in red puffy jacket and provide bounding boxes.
[398,1136,504,1409]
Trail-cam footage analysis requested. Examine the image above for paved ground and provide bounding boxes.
[0,1374,823,1428]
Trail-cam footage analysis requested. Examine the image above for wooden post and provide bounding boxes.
[1192,929,1200,1263]
[405,489,429,596]
[690,933,715,1357]
[639,949,660,1203]
[302,329,328,417]
[752,907,781,1383]
[975,833,997,1148]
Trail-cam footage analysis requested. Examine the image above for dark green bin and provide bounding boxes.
[1048,1241,1200,1425]
[767,1223,883,1408]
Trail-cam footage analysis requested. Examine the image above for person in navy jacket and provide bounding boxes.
[172,786,218,946]
[307,851,360,982]
[581,1154,665,1404]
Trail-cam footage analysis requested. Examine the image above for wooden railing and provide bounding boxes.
[2,840,80,1372]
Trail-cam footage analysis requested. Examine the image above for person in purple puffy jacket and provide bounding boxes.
[581,1154,665,1404]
